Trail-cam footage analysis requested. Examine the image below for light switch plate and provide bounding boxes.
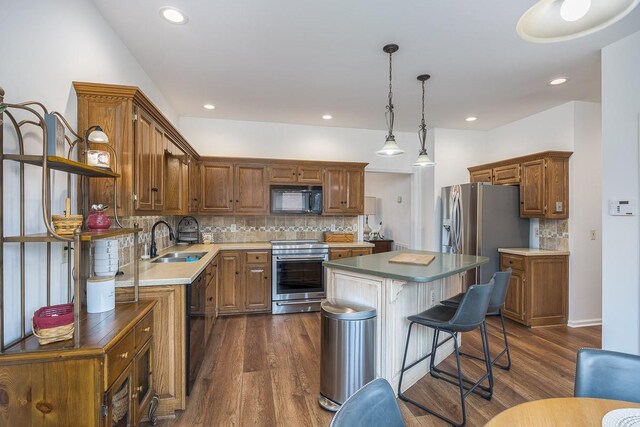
[555,201,563,212]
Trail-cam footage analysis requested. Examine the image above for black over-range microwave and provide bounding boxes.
[271,186,322,214]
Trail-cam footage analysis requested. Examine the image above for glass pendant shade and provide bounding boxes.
[376,136,405,156]
[413,151,436,167]
[517,0,640,43]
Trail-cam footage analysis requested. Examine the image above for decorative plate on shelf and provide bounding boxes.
[602,408,640,427]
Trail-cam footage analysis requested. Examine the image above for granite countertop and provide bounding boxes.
[498,248,570,256]
[323,250,489,283]
[116,240,373,287]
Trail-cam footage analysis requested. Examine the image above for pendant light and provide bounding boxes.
[517,0,640,43]
[376,44,404,157]
[413,74,435,167]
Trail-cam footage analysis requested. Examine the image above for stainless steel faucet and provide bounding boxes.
[151,220,175,258]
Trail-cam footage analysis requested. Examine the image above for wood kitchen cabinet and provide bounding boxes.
[200,161,234,213]
[500,251,568,327]
[235,163,269,214]
[468,151,572,219]
[0,302,156,427]
[329,247,372,260]
[218,250,272,315]
[164,143,187,215]
[199,161,268,214]
[324,167,365,214]
[188,159,201,213]
[269,164,323,184]
[204,256,218,343]
[75,82,198,217]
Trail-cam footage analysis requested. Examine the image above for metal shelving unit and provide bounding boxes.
[0,85,140,352]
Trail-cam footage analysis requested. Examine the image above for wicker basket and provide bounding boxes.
[32,303,74,345]
[111,380,130,423]
[52,214,83,236]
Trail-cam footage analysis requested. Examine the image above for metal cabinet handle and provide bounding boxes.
[208,297,213,302]
[151,187,159,192]
[136,386,144,393]
[119,352,128,359]
[142,327,151,332]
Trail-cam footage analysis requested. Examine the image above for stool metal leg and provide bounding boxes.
[460,311,512,371]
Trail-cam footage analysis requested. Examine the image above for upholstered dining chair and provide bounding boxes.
[574,348,640,403]
[330,378,405,427]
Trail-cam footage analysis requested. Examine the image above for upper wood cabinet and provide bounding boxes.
[201,161,234,214]
[199,161,268,214]
[188,160,201,213]
[269,164,323,184]
[235,163,268,214]
[75,82,198,216]
[324,167,365,214]
[468,151,572,219]
[164,140,188,215]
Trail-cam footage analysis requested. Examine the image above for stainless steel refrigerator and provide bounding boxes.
[441,183,529,287]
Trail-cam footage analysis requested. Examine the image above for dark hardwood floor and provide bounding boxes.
[151,313,600,427]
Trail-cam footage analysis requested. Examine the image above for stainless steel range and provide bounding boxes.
[271,239,329,314]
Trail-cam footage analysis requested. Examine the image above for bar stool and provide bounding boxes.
[397,280,495,427]
[440,268,512,370]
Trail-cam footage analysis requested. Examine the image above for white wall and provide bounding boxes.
[601,30,640,354]
[364,172,412,247]
[484,101,603,328]
[0,0,175,345]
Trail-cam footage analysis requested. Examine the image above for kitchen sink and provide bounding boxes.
[152,252,208,263]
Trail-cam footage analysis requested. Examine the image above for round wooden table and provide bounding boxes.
[485,397,640,426]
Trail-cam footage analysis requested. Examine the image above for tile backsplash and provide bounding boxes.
[536,218,569,251]
[114,215,357,267]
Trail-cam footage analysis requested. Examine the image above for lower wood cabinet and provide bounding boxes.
[500,251,568,327]
[204,256,218,343]
[218,250,271,315]
[365,240,394,254]
[0,302,156,427]
[329,247,372,260]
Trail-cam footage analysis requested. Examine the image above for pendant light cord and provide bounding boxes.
[387,51,393,110]
[421,80,426,130]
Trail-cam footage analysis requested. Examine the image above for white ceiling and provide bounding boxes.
[90,0,640,131]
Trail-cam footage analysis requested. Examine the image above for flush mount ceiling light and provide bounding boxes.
[159,6,189,24]
[376,44,405,157]
[203,104,215,110]
[322,114,332,120]
[517,0,640,43]
[465,116,478,122]
[413,75,436,168]
[549,77,569,85]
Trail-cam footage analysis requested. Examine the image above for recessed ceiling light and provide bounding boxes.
[159,7,188,24]
[322,114,332,120]
[549,77,569,86]
[465,116,478,122]
[203,104,215,110]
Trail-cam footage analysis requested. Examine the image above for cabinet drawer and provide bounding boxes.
[351,248,371,257]
[245,251,269,264]
[135,311,153,349]
[107,330,135,387]
[501,254,525,271]
[329,249,352,260]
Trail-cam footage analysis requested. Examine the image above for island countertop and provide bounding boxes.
[323,250,489,283]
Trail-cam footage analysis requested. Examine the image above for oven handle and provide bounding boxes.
[274,255,328,261]
[275,299,324,306]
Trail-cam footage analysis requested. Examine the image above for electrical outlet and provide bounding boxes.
[230,224,237,232]
[397,196,402,203]
[61,246,68,264]
[534,226,539,236]
[590,230,596,240]
[430,290,436,305]
[555,201,563,212]
[331,224,336,232]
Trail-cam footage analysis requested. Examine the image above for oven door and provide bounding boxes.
[272,254,327,301]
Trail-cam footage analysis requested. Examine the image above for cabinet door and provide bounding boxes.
[80,96,132,216]
[545,157,569,219]
[528,256,568,326]
[323,168,345,213]
[492,163,520,185]
[235,164,268,213]
[470,169,493,183]
[105,362,134,427]
[329,249,352,260]
[244,264,271,312]
[135,109,155,211]
[152,125,165,210]
[344,168,364,213]
[205,261,217,342]
[503,269,526,323]
[188,160,201,213]
[164,150,183,214]
[297,165,323,184]
[133,338,154,426]
[201,162,234,213]
[269,164,297,183]
[520,159,546,217]
[218,252,243,313]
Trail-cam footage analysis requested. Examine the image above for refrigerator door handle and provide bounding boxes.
[450,185,463,254]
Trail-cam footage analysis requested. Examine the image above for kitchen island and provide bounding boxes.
[324,250,489,394]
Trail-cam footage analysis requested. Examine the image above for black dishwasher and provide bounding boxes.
[186,272,206,395]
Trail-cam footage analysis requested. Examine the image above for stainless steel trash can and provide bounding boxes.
[318,299,376,412]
